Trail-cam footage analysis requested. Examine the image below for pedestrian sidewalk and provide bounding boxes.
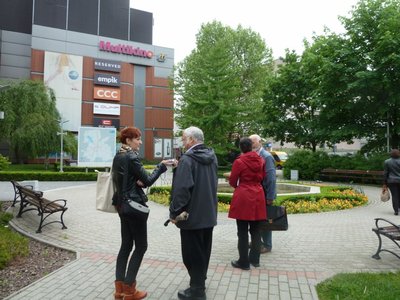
[4,178,400,300]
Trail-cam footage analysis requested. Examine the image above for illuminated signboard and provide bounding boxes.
[93,87,120,101]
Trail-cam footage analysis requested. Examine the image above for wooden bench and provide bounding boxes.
[10,180,35,207]
[320,168,384,184]
[372,218,400,260]
[15,183,68,233]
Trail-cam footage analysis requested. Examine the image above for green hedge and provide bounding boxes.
[0,171,97,181]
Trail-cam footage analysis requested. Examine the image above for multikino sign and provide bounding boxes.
[99,40,153,59]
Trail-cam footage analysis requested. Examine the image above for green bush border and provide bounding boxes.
[0,171,97,181]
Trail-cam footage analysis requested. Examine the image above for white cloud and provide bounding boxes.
[131,0,358,63]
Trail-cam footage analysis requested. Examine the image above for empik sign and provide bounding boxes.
[94,73,120,87]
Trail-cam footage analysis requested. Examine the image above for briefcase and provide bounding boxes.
[260,206,288,231]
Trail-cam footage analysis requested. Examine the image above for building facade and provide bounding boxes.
[0,0,174,160]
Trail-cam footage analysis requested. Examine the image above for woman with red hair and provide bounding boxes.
[112,127,170,300]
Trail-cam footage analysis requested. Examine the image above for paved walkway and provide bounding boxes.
[3,174,400,300]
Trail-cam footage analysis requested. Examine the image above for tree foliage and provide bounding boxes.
[0,80,61,161]
[339,0,400,149]
[263,50,330,151]
[263,0,400,152]
[173,21,273,159]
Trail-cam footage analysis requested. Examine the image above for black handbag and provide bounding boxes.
[260,206,288,231]
[120,197,149,221]
[120,153,150,221]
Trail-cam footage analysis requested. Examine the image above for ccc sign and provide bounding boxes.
[93,87,120,101]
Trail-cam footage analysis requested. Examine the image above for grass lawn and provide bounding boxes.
[316,271,400,299]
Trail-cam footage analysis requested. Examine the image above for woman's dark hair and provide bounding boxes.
[239,137,253,153]
[390,149,400,159]
[119,127,141,144]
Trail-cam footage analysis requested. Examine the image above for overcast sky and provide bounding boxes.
[130,0,359,64]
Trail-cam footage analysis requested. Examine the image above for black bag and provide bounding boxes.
[120,197,149,221]
[119,153,150,221]
[260,206,288,231]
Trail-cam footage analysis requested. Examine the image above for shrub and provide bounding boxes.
[0,171,97,181]
[0,212,29,270]
[283,150,330,180]
[283,150,388,181]
[0,155,10,171]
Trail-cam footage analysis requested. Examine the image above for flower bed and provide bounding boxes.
[149,185,368,214]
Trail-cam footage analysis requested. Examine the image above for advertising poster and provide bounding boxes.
[154,138,162,158]
[44,52,83,131]
[163,139,172,158]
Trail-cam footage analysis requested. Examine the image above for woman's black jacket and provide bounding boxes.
[112,149,167,207]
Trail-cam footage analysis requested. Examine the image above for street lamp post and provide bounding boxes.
[387,121,390,152]
[57,118,69,172]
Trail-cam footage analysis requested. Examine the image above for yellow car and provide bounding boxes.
[269,151,288,169]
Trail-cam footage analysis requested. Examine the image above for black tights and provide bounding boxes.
[115,214,148,284]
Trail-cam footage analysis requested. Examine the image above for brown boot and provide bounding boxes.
[123,281,147,300]
[114,281,124,299]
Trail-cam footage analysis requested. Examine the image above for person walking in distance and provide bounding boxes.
[249,134,277,253]
[169,126,218,300]
[383,149,400,215]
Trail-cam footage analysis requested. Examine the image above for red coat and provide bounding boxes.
[228,151,267,221]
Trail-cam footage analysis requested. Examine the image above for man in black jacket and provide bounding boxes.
[169,126,218,300]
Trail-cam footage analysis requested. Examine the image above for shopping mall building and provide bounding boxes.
[0,0,174,161]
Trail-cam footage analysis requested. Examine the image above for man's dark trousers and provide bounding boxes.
[180,227,213,292]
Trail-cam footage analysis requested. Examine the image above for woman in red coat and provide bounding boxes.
[228,137,266,270]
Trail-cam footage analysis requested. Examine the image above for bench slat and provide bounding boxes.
[13,181,68,233]
[372,218,400,260]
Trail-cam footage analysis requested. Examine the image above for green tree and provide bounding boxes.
[264,0,400,152]
[0,80,61,162]
[314,0,400,150]
[263,50,327,152]
[174,21,273,159]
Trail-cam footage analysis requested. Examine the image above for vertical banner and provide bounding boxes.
[44,52,83,131]
[154,138,162,158]
[163,139,172,158]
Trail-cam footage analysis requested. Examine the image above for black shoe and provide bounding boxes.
[250,262,260,267]
[178,287,206,300]
[231,260,250,270]
[395,211,398,215]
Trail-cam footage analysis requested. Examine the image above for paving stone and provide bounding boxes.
[3,180,400,299]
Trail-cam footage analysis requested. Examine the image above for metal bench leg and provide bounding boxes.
[36,211,44,233]
[372,231,382,260]
[12,193,20,207]
[60,210,68,230]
